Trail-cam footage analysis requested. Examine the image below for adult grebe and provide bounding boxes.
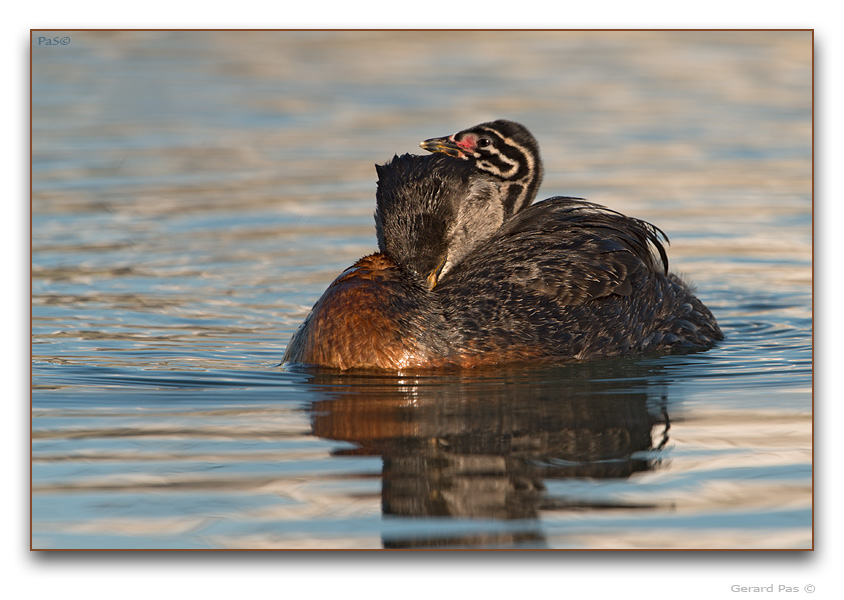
[282,123,722,370]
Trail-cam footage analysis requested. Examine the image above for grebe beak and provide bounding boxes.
[420,135,464,158]
[425,257,448,290]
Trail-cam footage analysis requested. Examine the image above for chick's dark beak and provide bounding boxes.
[420,135,464,158]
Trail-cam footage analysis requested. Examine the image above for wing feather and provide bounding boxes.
[442,197,670,307]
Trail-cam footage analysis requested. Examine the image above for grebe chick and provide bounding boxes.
[282,151,722,371]
[420,119,543,217]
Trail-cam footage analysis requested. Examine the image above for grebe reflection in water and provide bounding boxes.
[282,121,722,370]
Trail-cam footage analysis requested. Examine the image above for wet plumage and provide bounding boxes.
[283,121,722,370]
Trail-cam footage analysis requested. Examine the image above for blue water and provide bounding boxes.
[31,30,812,550]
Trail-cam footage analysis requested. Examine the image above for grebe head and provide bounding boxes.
[375,153,504,290]
[420,119,543,216]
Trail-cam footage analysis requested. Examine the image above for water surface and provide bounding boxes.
[31,30,812,549]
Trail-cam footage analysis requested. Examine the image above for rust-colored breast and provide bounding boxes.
[283,254,443,370]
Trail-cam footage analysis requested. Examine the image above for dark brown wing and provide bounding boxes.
[444,197,669,307]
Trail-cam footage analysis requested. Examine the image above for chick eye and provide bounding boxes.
[476,137,491,148]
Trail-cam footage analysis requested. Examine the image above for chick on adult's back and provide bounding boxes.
[282,145,722,370]
[418,119,723,359]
